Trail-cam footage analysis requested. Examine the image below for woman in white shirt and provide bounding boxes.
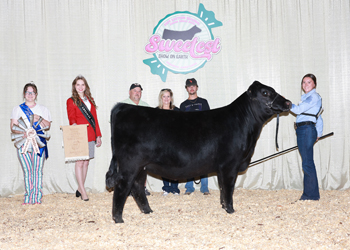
[10,82,52,205]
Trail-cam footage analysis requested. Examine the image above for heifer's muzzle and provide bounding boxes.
[267,94,291,112]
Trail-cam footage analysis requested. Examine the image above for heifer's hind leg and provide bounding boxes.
[131,169,153,214]
[111,169,138,223]
[218,166,239,214]
[112,186,127,223]
[217,172,225,208]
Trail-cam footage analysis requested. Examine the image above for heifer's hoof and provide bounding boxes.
[225,207,235,214]
[113,216,124,223]
[142,208,153,214]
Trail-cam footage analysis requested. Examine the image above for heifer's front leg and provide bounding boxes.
[218,167,239,214]
[131,169,153,214]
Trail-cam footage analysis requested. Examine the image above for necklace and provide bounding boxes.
[189,98,197,104]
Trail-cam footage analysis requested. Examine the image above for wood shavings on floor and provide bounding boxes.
[1,189,349,249]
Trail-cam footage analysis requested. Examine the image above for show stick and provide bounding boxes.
[249,132,334,166]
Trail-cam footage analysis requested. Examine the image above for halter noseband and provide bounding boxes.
[265,93,280,109]
[248,91,281,150]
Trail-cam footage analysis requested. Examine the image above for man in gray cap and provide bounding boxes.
[121,83,150,196]
[180,78,210,195]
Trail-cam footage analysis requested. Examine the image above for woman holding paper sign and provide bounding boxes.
[66,75,102,201]
[10,82,52,205]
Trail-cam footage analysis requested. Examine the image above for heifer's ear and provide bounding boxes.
[247,82,259,100]
[247,87,257,100]
[247,83,256,97]
[247,88,252,98]
[252,80,261,85]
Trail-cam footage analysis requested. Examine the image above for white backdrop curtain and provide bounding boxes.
[1,0,349,197]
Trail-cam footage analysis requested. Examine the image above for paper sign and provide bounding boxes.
[61,125,89,163]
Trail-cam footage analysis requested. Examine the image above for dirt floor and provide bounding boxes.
[1,189,350,249]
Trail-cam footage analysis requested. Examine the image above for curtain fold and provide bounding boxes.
[1,0,349,197]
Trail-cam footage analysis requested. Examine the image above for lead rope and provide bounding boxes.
[266,94,280,150]
[275,114,279,150]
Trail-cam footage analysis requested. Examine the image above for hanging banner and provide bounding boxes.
[143,3,223,82]
[61,125,89,163]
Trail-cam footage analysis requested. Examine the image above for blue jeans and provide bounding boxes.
[162,178,180,194]
[296,124,320,200]
[185,175,209,193]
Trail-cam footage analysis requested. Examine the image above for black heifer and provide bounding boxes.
[106,81,291,223]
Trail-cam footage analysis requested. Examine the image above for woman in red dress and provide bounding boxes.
[66,75,102,201]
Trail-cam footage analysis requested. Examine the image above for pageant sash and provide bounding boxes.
[72,97,96,136]
[19,103,48,158]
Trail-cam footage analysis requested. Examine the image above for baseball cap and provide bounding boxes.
[185,78,197,87]
[130,83,143,90]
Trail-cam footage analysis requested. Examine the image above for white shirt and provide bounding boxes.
[83,96,91,110]
[11,103,52,128]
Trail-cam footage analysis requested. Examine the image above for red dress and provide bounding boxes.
[66,98,102,142]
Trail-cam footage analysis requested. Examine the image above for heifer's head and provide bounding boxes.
[247,81,291,118]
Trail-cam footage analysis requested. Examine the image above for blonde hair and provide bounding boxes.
[157,89,175,109]
[71,75,97,108]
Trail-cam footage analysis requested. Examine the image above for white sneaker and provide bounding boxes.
[163,191,169,196]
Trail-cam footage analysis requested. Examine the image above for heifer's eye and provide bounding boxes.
[262,91,268,97]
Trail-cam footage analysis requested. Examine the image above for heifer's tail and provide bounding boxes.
[106,103,124,189]
[106,157,118,189]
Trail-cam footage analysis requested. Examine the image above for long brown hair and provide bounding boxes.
[301,73,317,88]
[71,75,97,108]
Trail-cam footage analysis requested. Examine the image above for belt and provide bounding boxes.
[296,121,315,127]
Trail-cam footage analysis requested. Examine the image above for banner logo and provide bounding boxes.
[143,4,223,82]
